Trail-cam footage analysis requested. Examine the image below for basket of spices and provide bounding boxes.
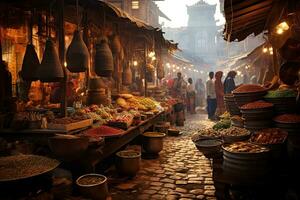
[192,128,221,141]
[250,128,288,160]
[273,114,300,136]
[76,174,109,200]
[224,94,240,115]
[264,89,297,114]
[233,84,267,107]
[240,101,274,120]
[219,126,251,144]
[222,142,271,179]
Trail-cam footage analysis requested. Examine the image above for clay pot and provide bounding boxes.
[122,65,132,85]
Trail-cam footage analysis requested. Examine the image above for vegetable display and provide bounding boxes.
[212,119,231,130]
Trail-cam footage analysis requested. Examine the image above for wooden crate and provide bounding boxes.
[48,119,93,132]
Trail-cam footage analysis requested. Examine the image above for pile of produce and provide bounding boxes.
[108,111,134,129]
[212,119,231,131]
[219,111,230,120]
[49,113,89,124]
[223,142,269,153]
[250,128,288,144]
[240,101,273,110]
[192,128,221,141]
[83,125,123,138]
[233,84,266,93]
[116,94,162,112]
[75,105,115,124]
[273,114,300,123]
[219,126,250,137]
[264,89,297,98]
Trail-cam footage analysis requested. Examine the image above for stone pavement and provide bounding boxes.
[109,114,216,200]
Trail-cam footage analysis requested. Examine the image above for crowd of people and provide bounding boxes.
[168,70,237,120]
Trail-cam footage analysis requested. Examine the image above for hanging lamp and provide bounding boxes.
[21,11,40,81]
[66,0,89,72]
[38,8,64,82]
[94,37,114,77]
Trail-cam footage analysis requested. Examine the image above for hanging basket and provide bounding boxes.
[66,30,89,73]
[21,44,40,81]
[94,38,114,77]
[38,39,64,82]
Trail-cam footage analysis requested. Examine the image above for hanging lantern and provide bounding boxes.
[38,39,64,82]
[94,37,114,77]
[122,65,132,85]
[66,30,89,72]
[21,44,40,81]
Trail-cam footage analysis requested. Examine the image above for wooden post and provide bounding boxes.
[144,41,148,97]
[58,0,67,117]
[82,11,90,89]
[272,48,280,76]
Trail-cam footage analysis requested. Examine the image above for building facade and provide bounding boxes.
[104,0,169,27]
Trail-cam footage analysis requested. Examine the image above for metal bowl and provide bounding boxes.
[76,174,108,200]
[142,132,166,154]
[116,150,141,176]
[194,139,223,159]
[48,134,89,161]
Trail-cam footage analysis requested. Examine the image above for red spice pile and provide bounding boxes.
[233,84,266,93]
[241,101,273,110]
[84,125,124,138]
[273,114,300,123]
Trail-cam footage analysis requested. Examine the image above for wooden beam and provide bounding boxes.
[225,1,272,17]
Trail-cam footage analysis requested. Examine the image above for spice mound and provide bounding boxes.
[219,126,250,137]
[273,114,300,123]
[223,142,269,153]
[77,175,105,186]
[240,101,273,110]
[192,128,220,141]
[264,89,297,98]
[0,155,59,181]
[251,128,288,144]
[143,132,165,137]
[233,84,266,93]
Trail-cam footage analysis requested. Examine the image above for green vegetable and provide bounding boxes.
[264,89,297,98]
[213,119,231,131]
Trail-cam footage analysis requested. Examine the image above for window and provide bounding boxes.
[132,0,139,9]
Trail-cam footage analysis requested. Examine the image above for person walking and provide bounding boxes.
[187,78,196,114]
[195,78,205,108]
[206,72,217,120]
[215,71,225,117]
[224,71,237,94]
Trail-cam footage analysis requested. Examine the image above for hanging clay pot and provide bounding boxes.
[21,44,40,81]
[111,34,122,55]
[122,65,132,86]
[94,37,114,77]
[66,30,89,72]
[38,39,64,82]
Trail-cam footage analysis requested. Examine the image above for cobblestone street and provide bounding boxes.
[109,114,216,200]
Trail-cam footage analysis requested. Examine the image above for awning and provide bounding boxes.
[223,0,286,42]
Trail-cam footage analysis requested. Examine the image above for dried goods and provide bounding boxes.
[84,125,123,138]
[77,175,105,185]
[143,132,165,137]
[273,114,300,123]
[117,150,140,158]
[219,126,250,137]
[251,128,287,144]
[223,142,269,153]
[240,101,273,110]
[233,84,266,93]
[0,155,59,181]
[192,129,220,141]
[264,89,297,98]
[212,119,231,130]
[231,115,243,122]
[195,139,223,147]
